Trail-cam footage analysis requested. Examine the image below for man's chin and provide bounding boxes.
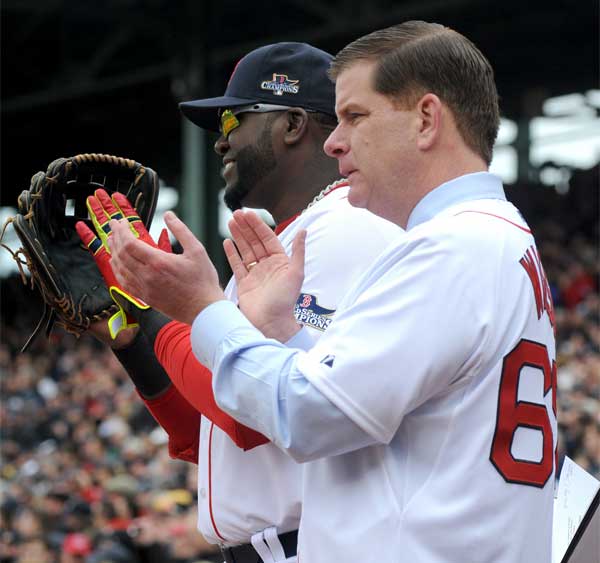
[223,185,247,212]
[347,184,368,209]
[225,200,242,212]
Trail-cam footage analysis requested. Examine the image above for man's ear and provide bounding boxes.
[416,93,442,151]
[283,108,310,146]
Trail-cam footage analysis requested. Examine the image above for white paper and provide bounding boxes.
[552,456,600,563]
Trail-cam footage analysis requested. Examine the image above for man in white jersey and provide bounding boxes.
[84,42,399,563]
[106,22,557,563]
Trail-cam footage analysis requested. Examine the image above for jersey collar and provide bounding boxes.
[407,172,506,231]
[274,181,349,235]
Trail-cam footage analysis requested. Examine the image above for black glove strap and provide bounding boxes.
[134,308,173,346]
[112,330,171,399]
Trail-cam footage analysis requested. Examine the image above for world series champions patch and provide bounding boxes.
[260,73,300,96]
[294,293,335,331]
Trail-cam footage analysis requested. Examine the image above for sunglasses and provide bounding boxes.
[219,103,314,137]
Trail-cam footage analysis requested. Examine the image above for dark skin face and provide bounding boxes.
[89,108,340,350]
[214,109,340,224]
[215,112,278,212]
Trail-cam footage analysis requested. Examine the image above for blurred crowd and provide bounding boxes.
[1,166,598,562]
[0,315,222,563]
[539,223,600,478]
[507,165,600,479]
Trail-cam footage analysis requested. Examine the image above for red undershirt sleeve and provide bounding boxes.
[154,320,269,450]
[141,385,200,463]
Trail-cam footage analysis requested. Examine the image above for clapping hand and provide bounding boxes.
[224,209,306,341]
[108,211,225,325]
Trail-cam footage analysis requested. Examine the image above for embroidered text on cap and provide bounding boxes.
[261,74,300,96]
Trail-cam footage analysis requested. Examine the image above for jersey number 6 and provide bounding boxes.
[490,339,557,488]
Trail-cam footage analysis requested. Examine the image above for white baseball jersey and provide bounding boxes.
[196,183,401,548]
[192,172,557,563]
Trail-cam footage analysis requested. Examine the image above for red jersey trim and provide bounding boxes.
[453,210,532,234]
[208,422,226,542]
[275,214,299,235]
[274,182,349,235]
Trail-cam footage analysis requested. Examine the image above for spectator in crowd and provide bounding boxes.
[0,296,222,562]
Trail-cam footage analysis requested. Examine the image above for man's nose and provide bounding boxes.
[214,134,229,156]
[323,125,348,158]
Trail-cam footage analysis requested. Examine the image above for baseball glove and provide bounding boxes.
[1,153,159,351]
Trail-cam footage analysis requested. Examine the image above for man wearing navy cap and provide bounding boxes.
[179,42,344,218]
[88,42,399,563]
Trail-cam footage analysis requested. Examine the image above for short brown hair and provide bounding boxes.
[330,21,500,165]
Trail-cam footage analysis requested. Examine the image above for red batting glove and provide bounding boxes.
[75,188,171,339]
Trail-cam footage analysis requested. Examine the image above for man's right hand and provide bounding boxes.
[107,211,226,325]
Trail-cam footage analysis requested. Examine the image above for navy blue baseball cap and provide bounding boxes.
[179,42,336,132]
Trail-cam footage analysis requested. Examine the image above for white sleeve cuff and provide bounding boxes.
[285,326,317,351]
[190,300,254,368]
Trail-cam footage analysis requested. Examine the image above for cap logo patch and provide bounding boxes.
[260,73,300,96]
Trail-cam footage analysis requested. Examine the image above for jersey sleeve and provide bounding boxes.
[154,320,269,450]
[140,385,200,463]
